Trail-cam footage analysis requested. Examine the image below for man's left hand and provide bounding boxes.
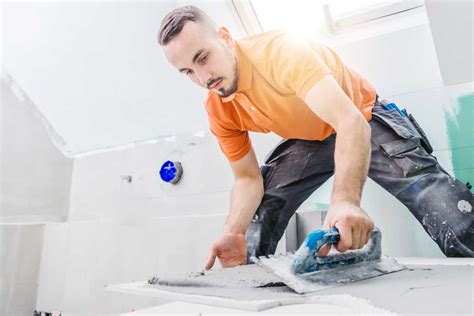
[317,200,374,257]
[204,233,247,270]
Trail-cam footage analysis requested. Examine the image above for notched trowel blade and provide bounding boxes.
[252,252,405,294]
[252,228,406,294]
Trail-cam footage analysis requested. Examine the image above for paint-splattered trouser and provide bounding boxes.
[246,99,474,259]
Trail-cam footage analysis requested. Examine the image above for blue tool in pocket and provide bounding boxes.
[382,102,406,117]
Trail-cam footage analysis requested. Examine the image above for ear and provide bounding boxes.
[218,27,234,48]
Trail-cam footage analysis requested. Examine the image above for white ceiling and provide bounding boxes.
[2,1,245,153]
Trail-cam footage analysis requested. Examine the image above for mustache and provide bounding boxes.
[207,77,224,89]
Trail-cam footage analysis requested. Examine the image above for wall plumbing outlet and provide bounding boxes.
[159,160,183,184]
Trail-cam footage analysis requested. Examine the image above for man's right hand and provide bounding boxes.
[204,233,247,270]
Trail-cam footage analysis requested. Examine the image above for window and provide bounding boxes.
[323,0,425,33]
[235,0,425,37]
[246,0,325,37]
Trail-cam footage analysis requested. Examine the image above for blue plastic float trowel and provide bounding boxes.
[252,227,406,294]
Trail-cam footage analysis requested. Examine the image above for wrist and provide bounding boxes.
[223,224,246,235]
[330,196,361,207]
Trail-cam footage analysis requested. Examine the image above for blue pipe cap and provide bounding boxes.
[159,160,183,184]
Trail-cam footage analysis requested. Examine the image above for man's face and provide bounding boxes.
[163,21,239,98]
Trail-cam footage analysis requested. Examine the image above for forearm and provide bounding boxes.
[331,114,371,205]
[224,176,264,234]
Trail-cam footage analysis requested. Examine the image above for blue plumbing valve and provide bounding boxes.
[159,160,183,184]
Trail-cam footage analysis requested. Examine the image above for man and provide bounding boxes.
[158,6,474,268]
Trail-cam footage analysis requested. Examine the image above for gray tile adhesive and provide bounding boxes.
[142,270,398,313]
[147,264,302,301]
[108,259,473,313]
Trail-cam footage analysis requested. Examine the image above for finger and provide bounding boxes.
[334,222,352,252]
[317,220,333,257]
[352,228,362,250]
[317,244,332,257]
[204,250,217,270]
[358,229,366,249]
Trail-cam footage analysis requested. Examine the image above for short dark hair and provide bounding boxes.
[158,6,211,46]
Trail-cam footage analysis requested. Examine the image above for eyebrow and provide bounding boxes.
[192,49,205,64]
[178,49,206,73]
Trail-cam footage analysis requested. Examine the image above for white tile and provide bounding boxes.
[0,224,44,315]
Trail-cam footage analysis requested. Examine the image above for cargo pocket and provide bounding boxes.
[372,109,417,140]
[380,138,438,177]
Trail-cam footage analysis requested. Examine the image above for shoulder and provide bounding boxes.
[237,30,325,72]
[236,30,289,59]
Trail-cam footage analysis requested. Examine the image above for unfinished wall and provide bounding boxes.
[0,73,73,222]
[0,72,73,314]
[0,224,44,316]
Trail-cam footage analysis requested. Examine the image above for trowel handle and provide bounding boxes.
[292,227,381,274]
[304,227,340,253]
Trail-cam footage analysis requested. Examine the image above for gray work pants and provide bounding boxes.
[246,99,474,258]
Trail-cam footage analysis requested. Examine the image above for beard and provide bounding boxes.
[216,59,239,98]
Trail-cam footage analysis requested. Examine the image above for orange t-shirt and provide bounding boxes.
[205,30,377,162]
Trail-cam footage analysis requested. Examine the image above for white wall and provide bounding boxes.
[1,72,73,222]
[0,224,44,316]
[425,0,473,85]
[0,71,74,314]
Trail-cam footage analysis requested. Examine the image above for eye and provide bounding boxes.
[181,69,193,76]
[200,54,209,64]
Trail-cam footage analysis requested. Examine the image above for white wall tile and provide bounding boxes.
[1,77,72,222]
[0,224,45,315]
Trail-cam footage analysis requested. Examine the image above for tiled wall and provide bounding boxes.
[0,224,44,316]
[0,73,72,315]
[1,74,73,223]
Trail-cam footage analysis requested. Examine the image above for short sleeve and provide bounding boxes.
[207,113,252,163]
[269,33,332,100]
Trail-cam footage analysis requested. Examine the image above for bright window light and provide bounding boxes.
[250,0,326,38]
[328,0,397,18]
[248,0,424,36]
[325,0,425,32]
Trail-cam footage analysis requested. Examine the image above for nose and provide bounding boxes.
[195,68,212,87]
